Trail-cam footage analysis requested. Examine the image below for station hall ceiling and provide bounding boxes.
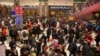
[0,0,73,6]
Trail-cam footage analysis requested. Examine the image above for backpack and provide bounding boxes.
[72,43,77,51]
[11,30,17,36]
[23,31,27,37]
[68,43,77,52]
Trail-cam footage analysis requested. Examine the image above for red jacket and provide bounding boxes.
[85,33,93,42]
[2,29,7,36]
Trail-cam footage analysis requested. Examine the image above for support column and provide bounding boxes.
[14,0,20,6]
[2,5,5,16]
[44,2,49,17]
[39,0,48,17]
[39,3,44,16]
[14,0,23,29]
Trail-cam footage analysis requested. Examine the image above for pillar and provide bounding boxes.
[39,2,44,16]
[44,2,49,17]
[14,0,23,29]
[14,0,20,6]
[39,0,48,17]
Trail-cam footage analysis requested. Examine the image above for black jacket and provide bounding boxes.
[9,40,16,49]
[21,46,30,56]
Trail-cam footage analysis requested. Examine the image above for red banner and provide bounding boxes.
[15,6,23,15]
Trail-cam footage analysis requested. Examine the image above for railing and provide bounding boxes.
[85,0,100,7]
[74,0,100,13]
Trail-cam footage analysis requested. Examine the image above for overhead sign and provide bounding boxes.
[49,6,71,10]
[15,6,23,15]
[23,6,38,9]
[39,0,48,2]
[14,0,19,3]
[74,0,86,2]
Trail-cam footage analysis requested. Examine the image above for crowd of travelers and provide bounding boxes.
[0,15,100,56]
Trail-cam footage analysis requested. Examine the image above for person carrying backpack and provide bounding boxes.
[10,27,18,41]
[68,41,77,56]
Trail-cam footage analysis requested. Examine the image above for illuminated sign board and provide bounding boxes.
[15,6,23,15]
[50,6,71,10]
[23,6,38,9]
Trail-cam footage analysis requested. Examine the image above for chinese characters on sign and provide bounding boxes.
[50,6,71,10]
[15,6,23,15]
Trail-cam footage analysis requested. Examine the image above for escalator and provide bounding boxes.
[74,2,100,19]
